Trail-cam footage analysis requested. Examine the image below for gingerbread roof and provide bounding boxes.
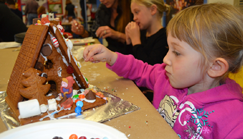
[5,23,88,121]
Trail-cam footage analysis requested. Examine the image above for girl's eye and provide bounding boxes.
[173,51,180,56]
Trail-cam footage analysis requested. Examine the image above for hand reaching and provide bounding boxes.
[71,20,85,35]
[83,44,118,66]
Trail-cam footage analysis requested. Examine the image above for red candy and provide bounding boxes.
[79,136,87,139]
[67,65,74,74]
[41,16,50,25]
[69,134,78,139]
[75,99,80,103]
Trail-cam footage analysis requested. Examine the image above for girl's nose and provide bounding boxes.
[133,16,137,21]
[163,52,171,65]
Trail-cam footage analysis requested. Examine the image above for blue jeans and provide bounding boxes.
[27,13,38,25]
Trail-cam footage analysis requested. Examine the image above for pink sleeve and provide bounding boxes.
[106,53,166,90]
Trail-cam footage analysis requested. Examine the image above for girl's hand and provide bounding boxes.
[71,20,85,35]
[125,23,132,45]
[96,26,120,40]
[126,22,141,46]
[83,44,118,66]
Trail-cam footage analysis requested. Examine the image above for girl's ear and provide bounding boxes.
[207,58,229,78]
[150,4,157,15]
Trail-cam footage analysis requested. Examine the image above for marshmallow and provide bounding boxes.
[18,99,41,119]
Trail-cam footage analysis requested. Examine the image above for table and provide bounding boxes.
[0,44,179,139]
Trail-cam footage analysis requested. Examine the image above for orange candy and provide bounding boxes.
[69,134,78,139]
[96,92,104,98]
[79,94,85,99]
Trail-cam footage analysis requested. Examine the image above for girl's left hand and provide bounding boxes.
[125,23,132,45]
[126,22,141,45]
[95,26,120,39]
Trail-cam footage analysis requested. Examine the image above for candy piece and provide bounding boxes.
[41,16,50,25]
[79,136,87,139]
[67,65,74,74]
[73,94,79,99]
[57,25,64,34]
[75,106,82,116]
[41,44,52,56]
[76,101,83,107]
[69,134,78,139]
[51,36,59,47]
[60,98,73,109]
[78,94,85,99]
[85,90,96,100]
[53,136,63,139]
[75,99,80,103]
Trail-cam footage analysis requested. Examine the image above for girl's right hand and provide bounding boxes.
[83,44,118,66]
[71,20,85,35]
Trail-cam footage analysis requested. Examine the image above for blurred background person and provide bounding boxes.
[37,6,46,18]
[0,0,27,42]
[65,0,76,21]
[71,0,133,54]
[25,0,39,25]
[6,0,23,20]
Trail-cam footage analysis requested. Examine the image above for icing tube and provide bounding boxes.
[18,99,41,119]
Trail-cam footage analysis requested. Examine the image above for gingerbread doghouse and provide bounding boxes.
[5,23,106,125]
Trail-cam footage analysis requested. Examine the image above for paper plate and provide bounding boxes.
[0,119,128,139]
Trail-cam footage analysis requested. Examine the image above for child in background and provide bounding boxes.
[83,3,243,138]
[126,0,169,65]
[37,6,46,18]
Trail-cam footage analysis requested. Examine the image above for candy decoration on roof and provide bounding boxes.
[49,32,59,47]
[51,36,59,47]
[41,16,50,25]
[65,39,73,63]
[67,65,74,74]
[57,25,64,34]
[35,20,41,25]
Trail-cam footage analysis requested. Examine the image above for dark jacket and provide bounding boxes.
[90,4,133,54]
[0,2,27,42]
[129,28,168,65]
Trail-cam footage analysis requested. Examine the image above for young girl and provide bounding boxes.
[83,3,243,138]
[125,0,169,65]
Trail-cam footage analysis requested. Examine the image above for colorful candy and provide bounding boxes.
[51,36,59,47]
[79,136,87,139]
[69,134,78,139]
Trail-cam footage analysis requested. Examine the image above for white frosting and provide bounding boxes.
[18,99,41,119]
[84,98,96,103]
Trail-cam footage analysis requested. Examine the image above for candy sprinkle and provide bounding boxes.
[129,126,131,128]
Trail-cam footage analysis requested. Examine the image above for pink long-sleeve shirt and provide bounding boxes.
[107,53,243,138]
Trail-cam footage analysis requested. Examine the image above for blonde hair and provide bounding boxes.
[167,3,243,81]
[131,0,170,17]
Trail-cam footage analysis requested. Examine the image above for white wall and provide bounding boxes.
[207,0,234,5]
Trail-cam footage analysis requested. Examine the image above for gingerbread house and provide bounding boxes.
[5,23,105,125]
